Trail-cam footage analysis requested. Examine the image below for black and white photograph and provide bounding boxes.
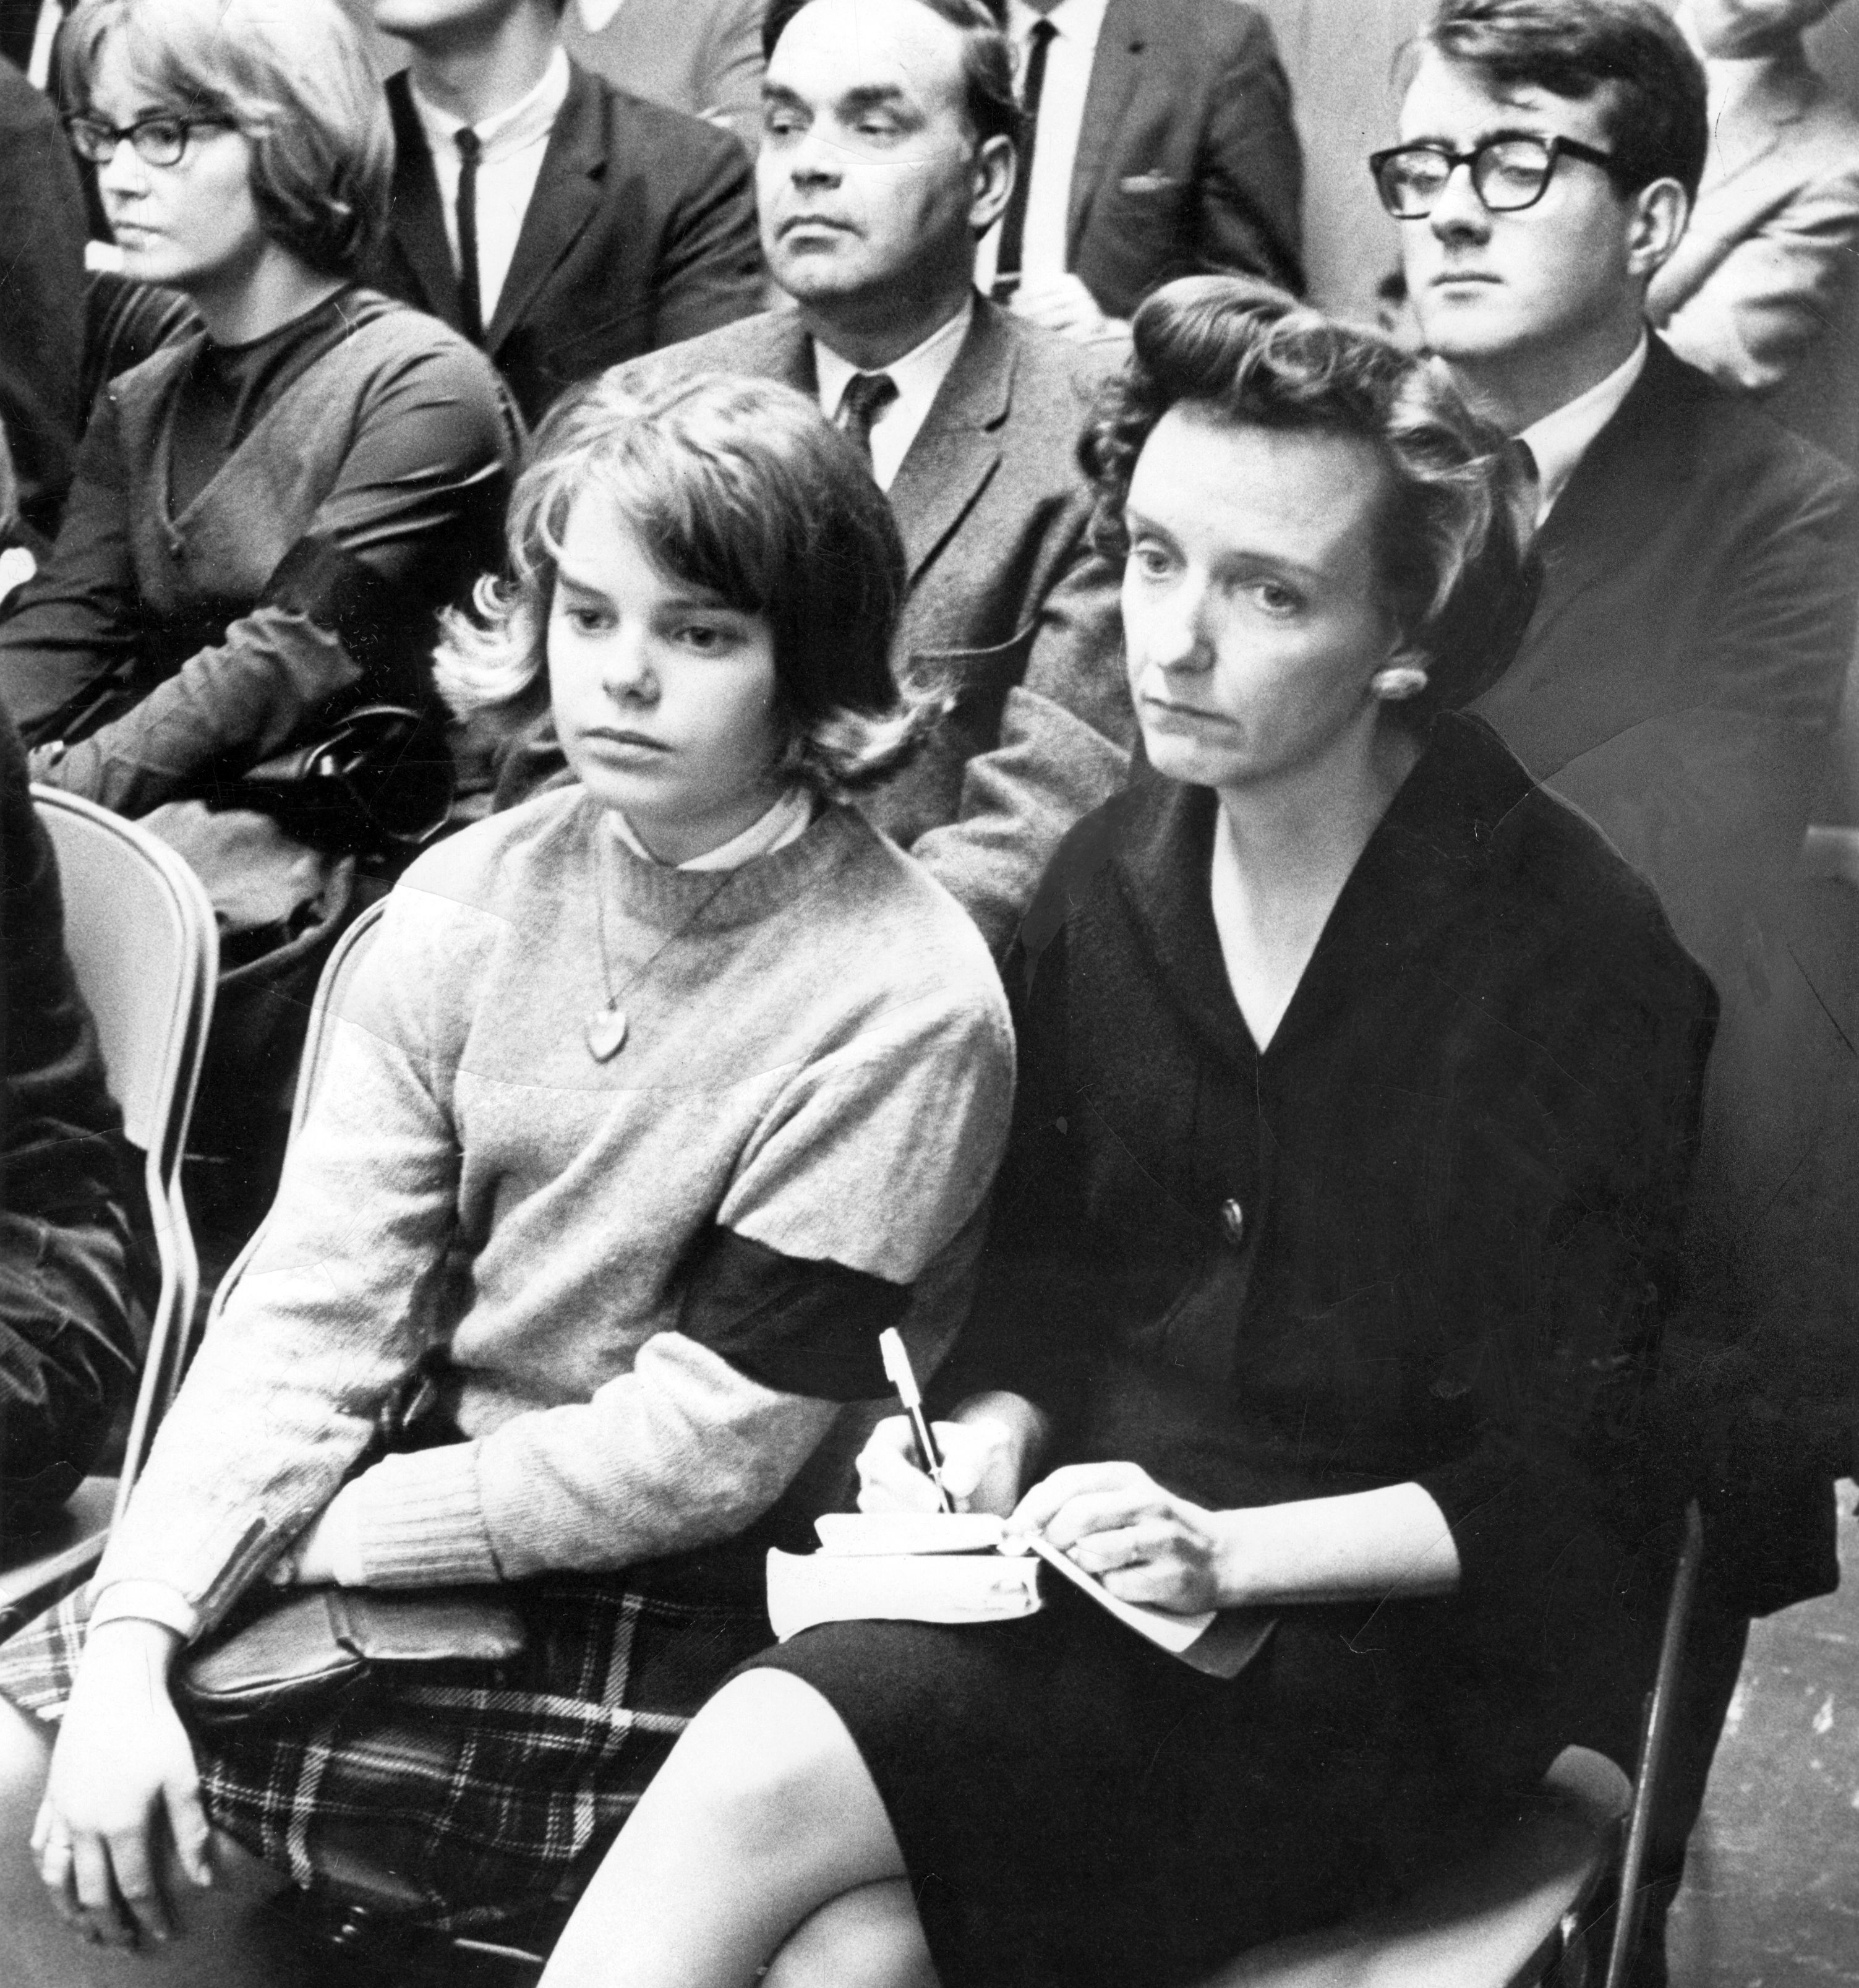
[0,0,1855,1981]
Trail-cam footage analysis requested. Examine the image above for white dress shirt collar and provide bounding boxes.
[975,0,1112,292]
[407,47,572,328]
[813,296,975,491]
[409,45,572,166]
[1516,333,1648,523]
[607,784,816,870]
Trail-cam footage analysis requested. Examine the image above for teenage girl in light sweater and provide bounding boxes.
[0,371,1014,1977]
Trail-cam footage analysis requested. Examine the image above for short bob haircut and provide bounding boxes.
[1417,0,1709,204]
[1081,277,1539,724]
[437,372,934,795]
[762,0,1022,158]
[61,0,393,276]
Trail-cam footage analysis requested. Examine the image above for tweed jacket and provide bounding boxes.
[1474,335,1859,1613]
[1066,0,1304,317]
[503,299,1132,951]
[367,62,763,429]
[1649,46,1859,398]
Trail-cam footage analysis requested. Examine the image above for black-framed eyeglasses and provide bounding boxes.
[1368,135,1618,218]
[63,111,236,168]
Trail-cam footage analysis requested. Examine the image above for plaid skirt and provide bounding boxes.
[0,1573,772,1933]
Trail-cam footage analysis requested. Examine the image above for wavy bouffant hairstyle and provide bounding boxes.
[62,0,391,276]
[437,371,940,796]
[1080,277,1539,724]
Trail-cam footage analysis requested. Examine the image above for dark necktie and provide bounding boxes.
[993,17,1056,298]
[1508,435,1542,521]
[455,125,485,345]
[836,371,899,470]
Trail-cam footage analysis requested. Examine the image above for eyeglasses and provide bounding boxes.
[64,112,236,168]
[1368,135,1618,219]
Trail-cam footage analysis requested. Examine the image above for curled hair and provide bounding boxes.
[437,372,939,796]
[763,0,1022,155]
[61,0,391,275]
[1419,0,1708,203]
[1080,276,1539,722]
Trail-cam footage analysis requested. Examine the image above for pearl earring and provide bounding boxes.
[1371,663,1429,701]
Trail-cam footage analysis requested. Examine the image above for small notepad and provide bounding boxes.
[767,1514,1276,1681]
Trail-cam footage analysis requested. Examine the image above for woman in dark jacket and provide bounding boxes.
[1,0,515,825]
[539,280,1721,1988]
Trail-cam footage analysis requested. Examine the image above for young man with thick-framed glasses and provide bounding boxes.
[1380,7,1859,1986]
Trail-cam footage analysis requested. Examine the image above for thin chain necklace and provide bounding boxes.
[584,818,741,1062]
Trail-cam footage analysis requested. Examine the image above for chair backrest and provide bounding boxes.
[201,899,388,1338]
[32,788,218,1521]
[32,788,217,1178]
[291,899,388,1136]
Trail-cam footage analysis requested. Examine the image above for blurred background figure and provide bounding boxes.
[363,0,764,431]
[0,49,85,552]
[976,0,1304,345]
[1651,1,1859,407]
[0,698,140,1549]
[559,0,764,153]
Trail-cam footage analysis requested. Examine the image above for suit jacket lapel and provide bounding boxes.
[1068,0,1146,259]
[486,62,605,353]
[1525,337,1700,653]
[384,72,464,330]
[885,298,1012,585]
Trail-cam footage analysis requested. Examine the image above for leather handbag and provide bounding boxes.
[175,1585,528,1730]
[221,703,455,857]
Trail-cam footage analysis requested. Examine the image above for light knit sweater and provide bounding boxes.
[94,790,1014,1635]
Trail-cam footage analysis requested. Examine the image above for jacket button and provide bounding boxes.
[1219,1199,1246,1247]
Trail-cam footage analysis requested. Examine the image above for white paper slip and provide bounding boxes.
[1023,1536,1216,1651]
[767,1548,1042,1640]
[814,1512,1011,1557]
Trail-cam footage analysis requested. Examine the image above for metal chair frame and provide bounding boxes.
[0,789,217,1637]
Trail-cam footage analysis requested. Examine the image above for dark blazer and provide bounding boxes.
[365,62,763,430]
[1066,0,1303,318]
[500,298,1132,951]
[952,713,1716,1755]
[0,53,85,543]
[1474,335,1859,1614]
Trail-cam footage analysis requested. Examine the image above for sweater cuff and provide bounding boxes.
[88,1579,200,1642]
[346,1444,502,1588]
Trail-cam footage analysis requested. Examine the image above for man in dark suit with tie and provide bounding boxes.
[362,0,763,430]
[497,0,1131,950]
[1386,2,1859,1977]
[983,0,1302,344]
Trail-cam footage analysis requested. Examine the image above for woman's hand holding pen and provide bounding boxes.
[1010,1463,1228,1616]
[856,1389,1050,1519]
[857,1415,1022,1516]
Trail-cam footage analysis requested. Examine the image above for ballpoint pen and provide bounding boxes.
[878,1327,955,1515]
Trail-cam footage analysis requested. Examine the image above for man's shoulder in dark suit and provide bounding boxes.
[373,61,761,427]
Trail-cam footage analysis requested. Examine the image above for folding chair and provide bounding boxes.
[0,789,217,1639]
[1215,1501,1706,1988]
[196,897,388,1322]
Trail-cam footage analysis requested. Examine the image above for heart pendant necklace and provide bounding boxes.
[584,999,628,1061]
[583,816,738,1065]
